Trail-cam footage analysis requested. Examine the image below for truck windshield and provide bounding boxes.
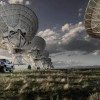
[0,59,6,62]
[0,59,11,64]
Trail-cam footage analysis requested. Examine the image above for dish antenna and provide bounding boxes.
[28,36,46,58]
[27,36,46,69]
[38,50,54,69]
[31,36,46,52]
[23,36,46,57]
[0,4,38,52]
[84,0,100,38]
[0,4,38,65]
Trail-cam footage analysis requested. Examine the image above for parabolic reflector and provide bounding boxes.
[0,4,38,48]
[84,0,100,38]
[31,36,46,52]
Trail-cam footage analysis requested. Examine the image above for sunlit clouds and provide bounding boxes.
[38,22,85,53]
[8,0,23,4]
[0,0,31,5]
[78,8,83,17]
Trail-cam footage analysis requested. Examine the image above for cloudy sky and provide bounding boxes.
[0,0,100,67]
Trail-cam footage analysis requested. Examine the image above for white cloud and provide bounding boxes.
[79,8,82,12]
[92,50,100,56]
[78,22,82,25]
[8,0,23,4]
[38,22,85,45]
[62,23,70,32]
[37,22,100,53]
[78,8,83,17]
[37,22,85,52]
[25,0,30,5]
[84,35,90,41]
[8,0,31,5]
[38,29,60,44]
[62,22,85,43]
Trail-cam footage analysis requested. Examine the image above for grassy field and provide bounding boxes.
[0,68,100,100]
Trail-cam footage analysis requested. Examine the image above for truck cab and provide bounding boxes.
[0,59,14,72]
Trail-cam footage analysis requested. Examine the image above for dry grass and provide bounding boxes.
[0,68,99,100]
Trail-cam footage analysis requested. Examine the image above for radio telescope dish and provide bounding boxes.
[31,36,46,52]
[84,0,100,38]
[26,36,46,68]
[0,4,38,48]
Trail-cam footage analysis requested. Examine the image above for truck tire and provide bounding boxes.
[0,67,4,72]
[3,66,6,72]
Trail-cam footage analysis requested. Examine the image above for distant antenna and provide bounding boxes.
[31,36,46,53]
[84,0,100,38]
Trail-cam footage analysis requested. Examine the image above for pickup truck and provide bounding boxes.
[0,59,14,72]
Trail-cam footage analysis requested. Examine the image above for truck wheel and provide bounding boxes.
[0,67,4,72]
[3,67,6,72]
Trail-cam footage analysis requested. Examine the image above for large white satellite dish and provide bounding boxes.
[84,0,100,38]
[24,36,46,69]
[0,4,38,49]
[0,4,38,65]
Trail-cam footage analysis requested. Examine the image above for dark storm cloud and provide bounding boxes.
[62,39,98,53]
